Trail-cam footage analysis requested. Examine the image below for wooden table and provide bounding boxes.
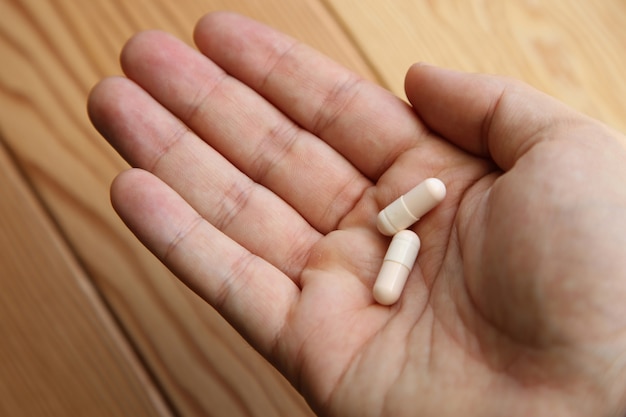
[1,1,624,415]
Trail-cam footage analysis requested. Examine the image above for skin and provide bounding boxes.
[88,12,626,417]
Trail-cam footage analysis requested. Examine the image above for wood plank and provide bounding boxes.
[324,0,626,134]
[0,0,377,416]
[0,142,171,417]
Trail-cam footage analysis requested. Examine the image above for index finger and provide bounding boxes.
[194,12,428,180]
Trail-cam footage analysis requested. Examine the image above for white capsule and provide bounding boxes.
[373,230,420,305]
[376,178,446,236]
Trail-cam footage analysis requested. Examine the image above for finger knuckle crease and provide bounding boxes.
[311,75,363,137]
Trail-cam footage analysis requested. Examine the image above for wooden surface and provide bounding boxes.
[0,1,624,416]
[325,0,626,134]
[0,142,170,416]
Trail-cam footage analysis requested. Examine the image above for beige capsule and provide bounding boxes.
[376,178,446,236]
[373,230,420,305]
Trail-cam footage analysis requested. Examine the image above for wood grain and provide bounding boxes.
[0,0,377,416]
[0,142,170,417]
[324,0,626,134]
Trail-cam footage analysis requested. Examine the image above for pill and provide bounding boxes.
[376,178,446,236]
[373,230,420,305]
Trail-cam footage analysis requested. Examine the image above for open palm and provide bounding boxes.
[88,12,626,417]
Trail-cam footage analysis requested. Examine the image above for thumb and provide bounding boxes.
[404,64,583,170]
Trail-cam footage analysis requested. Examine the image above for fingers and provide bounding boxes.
[404,64,582,170]
[193,11,428,180]
[111,168,297,355]
[88,77,319,281]
[118,30,370,234]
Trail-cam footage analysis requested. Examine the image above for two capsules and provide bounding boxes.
[373,178,446,305]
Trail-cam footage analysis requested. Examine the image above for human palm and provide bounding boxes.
[88,12,626,417]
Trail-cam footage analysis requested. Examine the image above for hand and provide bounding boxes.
[88,12,626,417]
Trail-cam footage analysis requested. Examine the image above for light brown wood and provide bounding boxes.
[324,0,626,134]
[0,0,377,416]
[0,142,170,417]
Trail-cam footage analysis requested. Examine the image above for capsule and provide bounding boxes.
[373,230,420,305]
[376,178,446,236]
